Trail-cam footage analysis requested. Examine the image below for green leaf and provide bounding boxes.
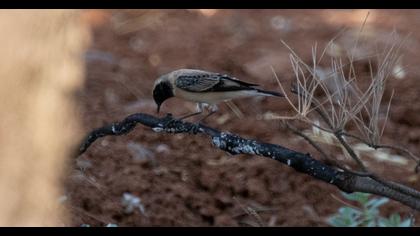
[340,207,361,219]
[329,192,409,228]
[349,220,362,227]
[341,192,370,205]
[379,214,411,227]
[378,218,390,227]
[389,213,401,225]
[106,223,118,227]
[366,198,389,209]
[328,207,363,227]
[399,219,412,227]
[328,217,348,227]
[366,220,377,227]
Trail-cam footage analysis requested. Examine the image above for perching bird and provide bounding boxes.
[152,69,283,121]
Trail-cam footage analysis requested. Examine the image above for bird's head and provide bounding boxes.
[152,76,174,113]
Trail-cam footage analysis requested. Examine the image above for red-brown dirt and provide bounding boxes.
[67,10,420,226]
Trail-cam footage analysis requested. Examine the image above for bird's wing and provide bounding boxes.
[176,72,260,92]
[176,73,221,92]
[220,76,259,88]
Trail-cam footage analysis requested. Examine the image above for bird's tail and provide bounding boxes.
[255,88,284,97]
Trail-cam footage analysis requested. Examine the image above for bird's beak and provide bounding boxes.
[157,104,161,114]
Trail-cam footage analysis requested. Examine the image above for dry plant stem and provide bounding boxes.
[283,121,371,178]
[78,112,420,210]
[71,206,110,225]
[334,131,368,172]
[291,87,368,171]
[340,131,420,172]
[289,86,420,199]
[313,102,367,171]
[330,193,364,211]
[330,139,420,198]
[233,197,265,227]
[308,96,420,199]
[339,124,418,201]
[225,100,244,119]
[282,121,331,162]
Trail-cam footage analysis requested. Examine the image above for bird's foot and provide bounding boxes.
[158,113,202,134]
[161,113,178,128]
[188,122,201,134]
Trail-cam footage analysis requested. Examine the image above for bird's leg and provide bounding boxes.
[197,104,218,123]
[187,103,216,134]
[178,103,204,121]
[178,111,202,120]
[161,113,178,128]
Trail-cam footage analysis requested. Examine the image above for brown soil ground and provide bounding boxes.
[67,10,420,226]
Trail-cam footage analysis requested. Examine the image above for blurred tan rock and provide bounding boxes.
[0,10,91,226]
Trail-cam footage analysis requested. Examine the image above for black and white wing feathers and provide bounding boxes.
[175,71,260,93]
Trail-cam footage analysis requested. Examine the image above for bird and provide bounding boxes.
[152,68,283,122]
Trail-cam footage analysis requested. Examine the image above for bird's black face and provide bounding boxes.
[153,81,174,113]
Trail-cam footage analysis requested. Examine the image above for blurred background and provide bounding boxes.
[0,10,90,226]
[2,9,419,226]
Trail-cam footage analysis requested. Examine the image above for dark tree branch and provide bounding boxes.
[77,112,420,211]
[282,121,372,178]
[339,131,420,173]
[288,85,420,199]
